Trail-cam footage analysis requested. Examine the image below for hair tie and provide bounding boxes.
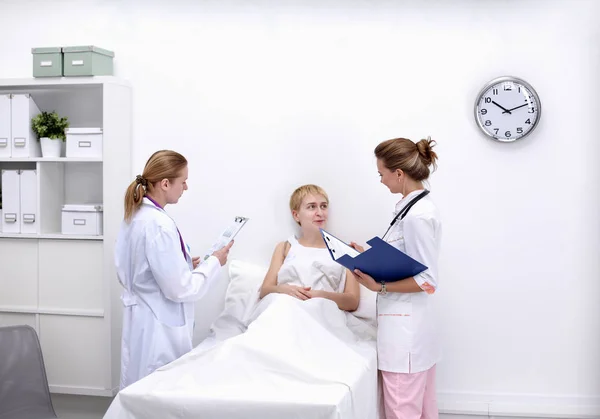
[135,175,148,187]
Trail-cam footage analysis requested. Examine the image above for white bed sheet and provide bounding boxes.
[104,293,379,419]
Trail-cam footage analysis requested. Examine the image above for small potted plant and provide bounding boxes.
[31,111,69,158]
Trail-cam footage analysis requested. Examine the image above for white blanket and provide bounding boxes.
[104,294,378,419]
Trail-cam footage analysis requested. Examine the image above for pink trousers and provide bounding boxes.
[380,365,438,419]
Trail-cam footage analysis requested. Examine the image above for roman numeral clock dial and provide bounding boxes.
[475,76,541,142]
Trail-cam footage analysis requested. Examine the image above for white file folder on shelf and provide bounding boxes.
[0,95,10,158]
[1,170,20,233]
[11,94,41,158]
[19,170,38,234]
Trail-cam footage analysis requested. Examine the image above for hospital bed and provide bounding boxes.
[103,260,380,419]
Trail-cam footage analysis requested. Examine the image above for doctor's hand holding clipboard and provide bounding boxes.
[320,229,428,286]
[349,241,365,253]
[341,136,443,419]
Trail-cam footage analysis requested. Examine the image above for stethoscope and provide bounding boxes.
[382,189,430,241]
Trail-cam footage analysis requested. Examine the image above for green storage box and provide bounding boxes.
[62,46,114,76]
[32,47,63,77]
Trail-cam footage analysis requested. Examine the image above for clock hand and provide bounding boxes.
[491,100,512,114]
[502,103,529,113]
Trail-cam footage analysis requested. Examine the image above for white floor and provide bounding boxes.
[52,394,114,419]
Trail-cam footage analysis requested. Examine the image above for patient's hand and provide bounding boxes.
[306,290,325,299]
[278,284,312,301]
[350,242,365,253]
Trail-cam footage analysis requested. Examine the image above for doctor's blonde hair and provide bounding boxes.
[123,150,188,222]
[375,136,438,181]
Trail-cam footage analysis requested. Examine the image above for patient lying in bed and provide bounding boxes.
[259,184,360,311]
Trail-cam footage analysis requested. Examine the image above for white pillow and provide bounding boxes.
[207,259,267,342]
[224,259,268,323]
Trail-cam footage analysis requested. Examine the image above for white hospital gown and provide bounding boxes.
[277,235,347,293]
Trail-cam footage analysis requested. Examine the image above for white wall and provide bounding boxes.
[1,0,599,417]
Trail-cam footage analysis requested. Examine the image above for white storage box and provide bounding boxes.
[65,128,103,159]
[61,204,103,235]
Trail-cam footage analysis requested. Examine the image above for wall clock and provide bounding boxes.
[474,76,541,142]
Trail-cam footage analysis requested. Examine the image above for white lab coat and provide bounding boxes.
[115,198,221,389]
[377,189,442,374]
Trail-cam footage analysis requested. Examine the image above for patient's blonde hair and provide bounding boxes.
[289,184,329,222]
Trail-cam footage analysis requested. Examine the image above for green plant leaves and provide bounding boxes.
[31,111,69,141]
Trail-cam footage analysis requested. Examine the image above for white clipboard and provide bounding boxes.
[202,216,249,261]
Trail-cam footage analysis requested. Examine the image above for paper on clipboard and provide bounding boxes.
[202,216,249,261]
[320,229,361,260]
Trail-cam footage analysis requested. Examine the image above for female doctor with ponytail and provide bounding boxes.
[351,137,442,419]
[115,150,233,389]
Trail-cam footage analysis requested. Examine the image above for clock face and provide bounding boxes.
[475,77,541,142]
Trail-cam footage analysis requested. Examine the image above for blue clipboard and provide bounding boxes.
[320,228,428,283]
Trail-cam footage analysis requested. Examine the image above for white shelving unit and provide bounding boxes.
[0,76,131,397]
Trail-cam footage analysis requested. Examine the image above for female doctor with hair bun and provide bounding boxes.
[351,137,442,419]
[115,150,233,389]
